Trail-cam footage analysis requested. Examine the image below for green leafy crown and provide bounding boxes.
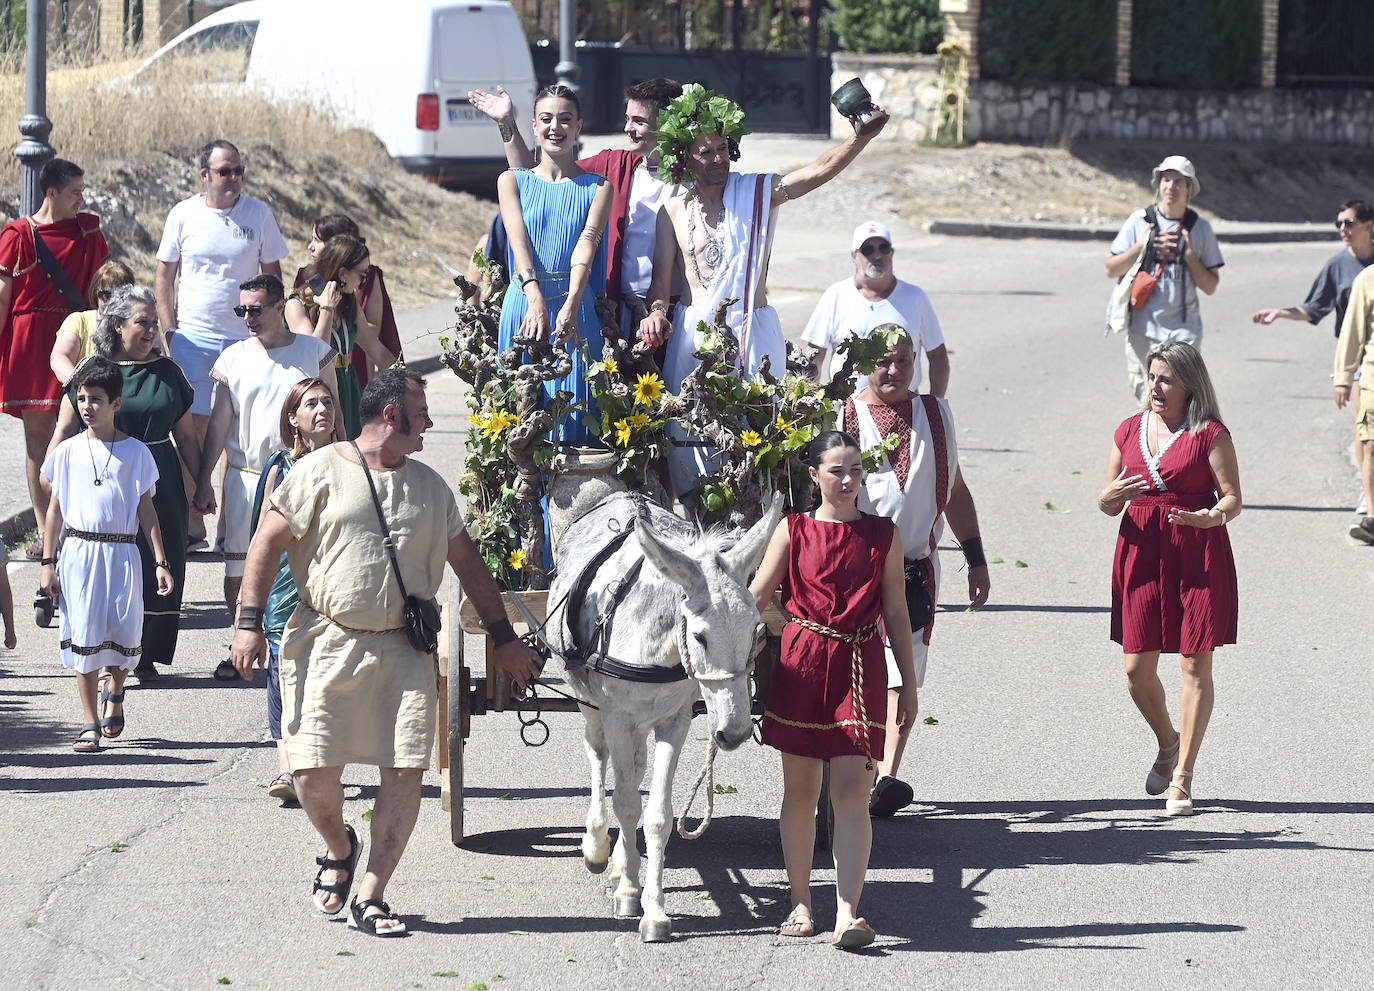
[655,83,752,183]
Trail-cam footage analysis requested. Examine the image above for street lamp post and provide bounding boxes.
[553,0,580,92]
[15,1,56,217]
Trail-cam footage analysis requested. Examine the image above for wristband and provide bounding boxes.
[650,301,670,317]
[488,618,518,647]
[235,606,265,632]
[961,536,987,569]
[155,560,171,570]
[517,268,538,288]
[41,556,57,566]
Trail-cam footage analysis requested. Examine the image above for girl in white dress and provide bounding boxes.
[40,358,174,753]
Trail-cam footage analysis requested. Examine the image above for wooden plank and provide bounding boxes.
[457,589,549,633]
[447,578,466,845]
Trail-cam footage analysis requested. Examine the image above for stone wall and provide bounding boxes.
[830,52,943,143]
[969,80,1374,147]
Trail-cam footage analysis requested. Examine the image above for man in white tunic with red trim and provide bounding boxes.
[639,84,889,498]
[844,332,991,817]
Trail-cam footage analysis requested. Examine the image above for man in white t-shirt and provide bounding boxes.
[155,140,289,547]
[802,221,949,396]
[193,275,336,674]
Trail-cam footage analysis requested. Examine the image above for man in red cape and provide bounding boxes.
[0,159,109,557]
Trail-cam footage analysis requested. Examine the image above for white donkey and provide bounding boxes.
[544,490,782,942]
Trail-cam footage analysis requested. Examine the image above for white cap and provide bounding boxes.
[1151,155,1200,198]
[851,221,894,252]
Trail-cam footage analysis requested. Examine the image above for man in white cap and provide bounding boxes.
[1105,155,1224,400]
[802,221,949,396]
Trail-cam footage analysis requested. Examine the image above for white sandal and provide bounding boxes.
[1164,769,1193,816]
[1145,737,1180,795]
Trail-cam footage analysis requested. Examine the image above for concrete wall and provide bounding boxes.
[830,52,943,143]
[968,80,1374,147]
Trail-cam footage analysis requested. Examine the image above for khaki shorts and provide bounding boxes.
[1357,388,1374,443]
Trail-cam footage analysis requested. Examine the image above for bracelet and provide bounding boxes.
[318,304,336,311]
[40,556,57,566]
[235,606,265,632]
[517,268,538,288]
[488,618,518,647]
[650,301,670,317]
[155,560,171,570]
[1213,507,1228,526]
[961,536,987,569]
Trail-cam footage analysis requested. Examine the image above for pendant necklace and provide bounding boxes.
[686,192,725,285]
[87,434,116,486]
[212,194,241,228]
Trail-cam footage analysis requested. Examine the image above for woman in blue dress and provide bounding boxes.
[497,83,612,444]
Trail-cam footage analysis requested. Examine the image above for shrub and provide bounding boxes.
[827,0,945,56]
[1132,0,1261,89]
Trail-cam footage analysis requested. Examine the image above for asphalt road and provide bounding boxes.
[2,143,1371,989]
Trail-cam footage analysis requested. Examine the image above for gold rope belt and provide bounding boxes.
[302,604,405,637]
[786,614,883,768]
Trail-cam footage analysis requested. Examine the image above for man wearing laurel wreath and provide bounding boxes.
[638,84,888,497]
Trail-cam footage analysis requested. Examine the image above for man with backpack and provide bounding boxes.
[1105,156,1224,401]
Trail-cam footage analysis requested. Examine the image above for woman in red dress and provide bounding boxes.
[1099,341,1241,816]
[751,431,915,949]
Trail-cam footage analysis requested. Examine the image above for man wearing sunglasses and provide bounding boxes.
[1329,203,1374,543]
[193,274,337,645]
[802,221,949,396]
[155,140,289,548]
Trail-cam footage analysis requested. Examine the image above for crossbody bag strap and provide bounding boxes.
[348,440,411,600]
[29,219,90,312]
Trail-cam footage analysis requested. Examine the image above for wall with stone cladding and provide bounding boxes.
[969,80,1374,147]
[830,53,944,143]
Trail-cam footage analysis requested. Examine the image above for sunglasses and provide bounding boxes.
[1336,218,1364,230]
[232,304,266,317]
[858,242,893,258]
[209,166,245,177]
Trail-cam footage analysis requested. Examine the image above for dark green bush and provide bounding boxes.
[826,0,945,55]
[978,0,1116,83]
[1132,0,1261,89]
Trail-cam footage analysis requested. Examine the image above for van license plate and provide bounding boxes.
[447,105,482,124]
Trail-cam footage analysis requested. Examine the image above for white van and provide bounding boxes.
[132,0,537,185]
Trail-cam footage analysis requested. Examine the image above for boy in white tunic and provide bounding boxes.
[40,358,174,752]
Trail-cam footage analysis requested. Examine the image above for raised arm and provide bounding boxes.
[774,110,889,205]
[748,519,791,614]
[470,86,537,170]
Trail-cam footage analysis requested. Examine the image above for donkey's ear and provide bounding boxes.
[725,491,784,578]
[638,520,707,601]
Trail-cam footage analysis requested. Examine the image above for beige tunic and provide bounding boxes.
[270,446,464,769]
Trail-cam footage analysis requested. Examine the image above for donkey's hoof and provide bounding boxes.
[584,856,609,875]
[640,918,672,943]
[614,894,642,919]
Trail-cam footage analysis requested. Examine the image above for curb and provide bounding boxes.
[927,218,1336,244]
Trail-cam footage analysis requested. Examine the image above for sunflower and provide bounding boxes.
[507,548,527,571]
[741,430,762,448]
[632,372,666,407]
[776,414,796,435]
[628,412,651,429]
[614,418,633,446]
[603,356,618,374]
[482,409,519,441]
[468,412,488,432]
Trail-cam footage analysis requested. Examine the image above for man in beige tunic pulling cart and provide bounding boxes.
[231,368,539,937]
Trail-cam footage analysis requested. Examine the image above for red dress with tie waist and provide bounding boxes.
[1111,413,1237,653]
[762,513,894,760]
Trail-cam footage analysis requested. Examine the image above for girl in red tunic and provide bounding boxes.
[750,431,915,950]
[1099,341,1241,817]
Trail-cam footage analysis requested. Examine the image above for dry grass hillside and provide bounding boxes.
[0,58,491,305]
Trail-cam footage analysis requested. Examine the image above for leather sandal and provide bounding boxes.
[779,904,814,937]
[72,722,102,753]
[832,918,876,950]
[348,897,407,937]
[99,683,126,739]
[312,824,362,915]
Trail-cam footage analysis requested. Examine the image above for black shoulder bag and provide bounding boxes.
[29,220,90,313]
[349,440,442,653]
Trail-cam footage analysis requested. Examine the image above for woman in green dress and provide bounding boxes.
[49,285,201,681]
[284,234,397,439]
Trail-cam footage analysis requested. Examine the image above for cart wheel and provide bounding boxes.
[815,761,834,851]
